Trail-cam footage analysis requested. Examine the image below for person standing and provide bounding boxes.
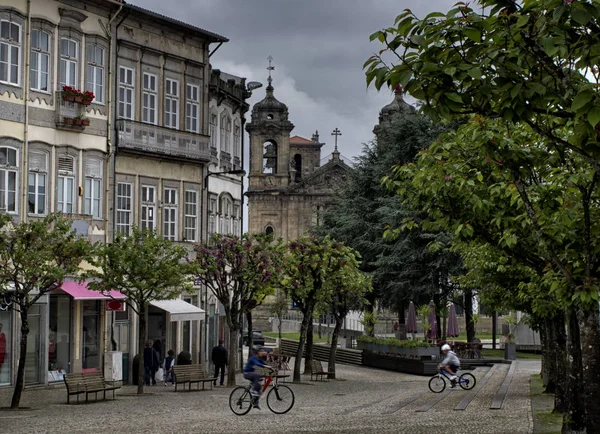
[212,340,228,386]
[143,339,159,386]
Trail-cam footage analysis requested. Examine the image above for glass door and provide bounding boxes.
[0,309,11,385]
[25,305,42,384]
[82,301,99,369]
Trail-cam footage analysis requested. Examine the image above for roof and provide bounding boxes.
[290,135,314,144]
[124,3,228,43]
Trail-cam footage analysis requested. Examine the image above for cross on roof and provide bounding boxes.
[267,55,274,87]
[331,127,342,152]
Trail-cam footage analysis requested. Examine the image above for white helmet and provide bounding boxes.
[441,344,451,352]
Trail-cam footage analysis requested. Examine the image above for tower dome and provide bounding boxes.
[378,85,414,124]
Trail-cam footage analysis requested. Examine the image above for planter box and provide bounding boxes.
[358,342,439,359]
[504,343,516,360]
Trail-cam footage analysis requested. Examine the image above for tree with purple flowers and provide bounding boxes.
[194,234,282,386]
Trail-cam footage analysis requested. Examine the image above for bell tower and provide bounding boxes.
[246,56,294,191]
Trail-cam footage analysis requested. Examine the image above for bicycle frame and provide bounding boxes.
[437,369,466,383]
[261,376,274,393]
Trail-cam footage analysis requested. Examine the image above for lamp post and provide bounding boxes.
[202,168,246,366]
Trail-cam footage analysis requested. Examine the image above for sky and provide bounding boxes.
[129,0,459,160]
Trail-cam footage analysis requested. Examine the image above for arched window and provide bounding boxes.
[220,114,231,154]
[265,225,274,236]
[0,147,19,213]
[209,110,218,149]
[293,154,302,182]
[219,195,233,235]
[263,140,277,174]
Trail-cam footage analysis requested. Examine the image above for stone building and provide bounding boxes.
[246,69,351,241]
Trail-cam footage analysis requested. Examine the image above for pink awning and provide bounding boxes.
[58,281,126,300]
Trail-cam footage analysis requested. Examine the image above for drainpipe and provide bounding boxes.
[21,0,32,222]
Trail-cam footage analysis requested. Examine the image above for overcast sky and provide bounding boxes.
[129,0,458,160]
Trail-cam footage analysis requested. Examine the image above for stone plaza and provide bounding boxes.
[0,360,538,434]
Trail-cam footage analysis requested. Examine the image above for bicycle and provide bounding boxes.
[229,372,295,415]
[428,367,476,393]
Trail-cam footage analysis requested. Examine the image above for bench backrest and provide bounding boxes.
[64,371,106,392]
[311,359,324,372]
[173,364,207,380]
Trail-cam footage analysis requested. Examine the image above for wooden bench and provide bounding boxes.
[310,360,332,382]
[173,365,217,392]
[63,370,120,404]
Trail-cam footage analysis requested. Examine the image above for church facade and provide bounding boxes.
[245,71,351,241]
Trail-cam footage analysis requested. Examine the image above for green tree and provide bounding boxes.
[194,234,280,386]
[0,213,91,408]
[87,228,195,394]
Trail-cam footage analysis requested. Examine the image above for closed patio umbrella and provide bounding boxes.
[428,300,438,341]
[406,301,418,338]
[447,304,459,338]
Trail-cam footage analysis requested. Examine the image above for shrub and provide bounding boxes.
[357,335,431,348]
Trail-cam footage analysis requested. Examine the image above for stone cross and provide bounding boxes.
[267,55,274,87]
[331,127,342,152]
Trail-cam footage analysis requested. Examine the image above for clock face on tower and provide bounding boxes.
[264,176,276,187]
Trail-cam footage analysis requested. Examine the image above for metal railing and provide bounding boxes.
[116,119,211,162]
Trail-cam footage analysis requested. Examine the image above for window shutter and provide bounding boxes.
[29,152,47,172]
[85,159,102,178]
[58,156,74,174]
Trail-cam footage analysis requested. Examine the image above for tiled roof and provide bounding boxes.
[124,3,228,43]
[290,135,314,144]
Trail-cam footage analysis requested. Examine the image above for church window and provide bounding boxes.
[263,140,277,174]
[267,114,273,120]
[265,225,274,236]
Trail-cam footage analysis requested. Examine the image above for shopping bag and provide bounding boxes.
[155,367,164,382]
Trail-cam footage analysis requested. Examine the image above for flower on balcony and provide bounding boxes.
[62,85,79,101]
[82,90,95,105]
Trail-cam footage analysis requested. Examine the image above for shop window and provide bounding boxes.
[48,295,71,380]
[0,309,11,385]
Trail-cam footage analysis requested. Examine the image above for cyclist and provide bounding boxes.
[243,346,273,409]
[440,343,460,387]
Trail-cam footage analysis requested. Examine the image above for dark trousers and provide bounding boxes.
[244,372,262,395]
[144,366,154,386]
[214,363,226,385]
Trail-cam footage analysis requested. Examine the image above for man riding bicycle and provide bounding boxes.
[243,346,273,409]
[440,343,460,387]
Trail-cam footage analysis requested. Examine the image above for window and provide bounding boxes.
[59,38,78,87]
[141,185,156,232]
[30,29,49,92]
[208,198,216,237]
[28,151,46,215]
[57,156,74,214]
[164,79,179,129]
[142,73,157,124]
[118,66,134,119]
[220,114,231,153]
[233,204,240,236]
[116,182,132,235]
[84,159,102,219]
[163,188,177,241]
[233,124,241,158]
[220,196,232,235]
[209,112,217,149]
[0,147,18,213]
[265,225,274,236]
[185,84,199,133]
[86,44,104,104]
[0,20,21,85]
[184,190,197,242]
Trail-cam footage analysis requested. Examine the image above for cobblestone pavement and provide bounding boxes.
[0,360,539,434]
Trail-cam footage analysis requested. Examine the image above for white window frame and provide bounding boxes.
[0,147,19,213]
[86,44,104,104]
[220,114,231,154]
[59,38,78,87]
[163,187,178,241]
[220,196,232,235]
[116,182,133,236]
[185,84,200,133]
[84,159,102,219]
[30,29,50,92]
[233,204,240,236]
[209,111,218,149]
[57,175,74,214]
[184,190,197,242]
[164,78,179,129]
[118,66,134,120]
[208,197,216,237]
[0,20,21,86]
[233,124,241,158]
[28,151,47,215]
[142,72,157,125]
[141,184,156,232]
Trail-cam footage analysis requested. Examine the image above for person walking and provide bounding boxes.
[163,349,175,386]
[212,339,228,386]
[143,339,159,386]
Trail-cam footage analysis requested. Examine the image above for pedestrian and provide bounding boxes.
[143,339,159,386]
[212,339,228,386]
[163,349,175,386]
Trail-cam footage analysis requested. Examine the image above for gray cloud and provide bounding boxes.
[130,0,458,158]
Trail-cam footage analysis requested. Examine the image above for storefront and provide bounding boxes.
[0,306,12,386]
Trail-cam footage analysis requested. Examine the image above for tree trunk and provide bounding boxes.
[552,312,568,415]
[577,305,600,432]
[562,308,585,432]
[328,317,343,379]
[293,308,311,383]
[10,307,29,409]
[137,308,146,395]
[442,315,447,340]
[464,288,475,342]
[304,312,314,375]
[540,320,549,388]
[227,326,238,387]
[278,315,282,340]
[246,310,253,353]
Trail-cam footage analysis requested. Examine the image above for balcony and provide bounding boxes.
[116,120,211,162]
[55,91,86,132]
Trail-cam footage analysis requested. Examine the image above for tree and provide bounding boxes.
[366,2,600,429]
[270,289,289,340]
[194,234,280,387]
[0,213,91,408]
[87,228,195,394]
[324,262,371,379]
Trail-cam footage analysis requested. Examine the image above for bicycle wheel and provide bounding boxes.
[229,387,253,416]
[459,373,476,390]
[428,375,446,393]
[266,384,295,414]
